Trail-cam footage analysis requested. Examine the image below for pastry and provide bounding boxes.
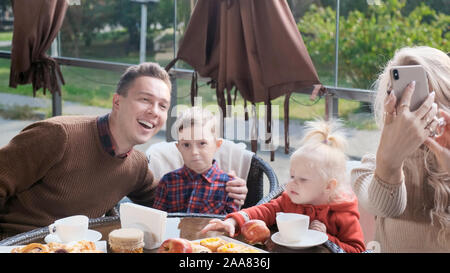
[11,243,50,253]
[10,240,102,253]
[216,242,260,253]
[199,237,227,252]
[190,242,212,253]
[47,242,71,253]
[69,240,99,253]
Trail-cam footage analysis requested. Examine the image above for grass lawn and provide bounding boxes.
[0,32,12,41]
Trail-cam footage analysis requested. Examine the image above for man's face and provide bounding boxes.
[113,76,171,146]
[176,124,222,174]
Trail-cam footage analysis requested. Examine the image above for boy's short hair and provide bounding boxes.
[116,62,171,96]
[174,107,218,140]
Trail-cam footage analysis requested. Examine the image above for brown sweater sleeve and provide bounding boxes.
[126,153,158,207]
[0,121,67,199]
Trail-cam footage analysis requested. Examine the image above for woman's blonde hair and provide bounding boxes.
[373,46,450,245]
[292,118,354,203]
[373,46,450,127]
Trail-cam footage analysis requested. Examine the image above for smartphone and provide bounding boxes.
[390,65,429,111]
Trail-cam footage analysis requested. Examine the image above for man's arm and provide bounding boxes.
[127,161,159,207]
[0,121,67,199]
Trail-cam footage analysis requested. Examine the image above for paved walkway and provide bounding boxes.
[0,92,111,116]
[0,92,380,185]
[0,41,11,47]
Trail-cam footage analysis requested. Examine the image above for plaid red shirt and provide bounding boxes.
[97,113,131,158]
[153,161,239,214]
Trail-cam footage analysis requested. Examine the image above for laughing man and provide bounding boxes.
[0,62,247,238]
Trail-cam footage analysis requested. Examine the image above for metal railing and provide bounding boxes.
[0,50,375,139]
[0,50,375,100]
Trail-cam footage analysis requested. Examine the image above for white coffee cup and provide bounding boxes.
[48,215,89,243]
[276,212,310,243]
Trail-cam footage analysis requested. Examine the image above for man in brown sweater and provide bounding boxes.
[0,62,247,238]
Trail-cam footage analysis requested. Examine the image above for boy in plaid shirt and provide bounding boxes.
[152,107,239,214]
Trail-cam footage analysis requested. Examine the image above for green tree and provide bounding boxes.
[60,0,191,58]
[299,0,449,89]
[61,0,118,57]
[107,0,191,56]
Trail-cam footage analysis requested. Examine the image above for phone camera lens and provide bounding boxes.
[393,69,399,80]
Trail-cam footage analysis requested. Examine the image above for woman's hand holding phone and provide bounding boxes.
[375,81,437,184]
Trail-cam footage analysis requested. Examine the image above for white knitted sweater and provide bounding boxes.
[351,154,449,252]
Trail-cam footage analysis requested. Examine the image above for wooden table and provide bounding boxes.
[0,214,331,253]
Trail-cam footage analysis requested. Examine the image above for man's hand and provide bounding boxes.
[225,170,248,207]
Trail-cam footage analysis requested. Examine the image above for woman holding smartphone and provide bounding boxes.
[351,46,450,252]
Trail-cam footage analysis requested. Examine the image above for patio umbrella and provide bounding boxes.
[166,0,324,159]
[9,0,68,96]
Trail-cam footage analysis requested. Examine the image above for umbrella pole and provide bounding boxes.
[165,0,178,142]
[139,3,148,64]
[51,35,62,116]
[166,75,177,142]
[51,87,62,116]
[328,0,340,120]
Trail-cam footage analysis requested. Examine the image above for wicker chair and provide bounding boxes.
[0,216,121,246]
[243,154,280,208]
[254,184,285,206]
[0,213,222,246]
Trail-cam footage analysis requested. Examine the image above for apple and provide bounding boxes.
[157,238,193,253]
[241,219,271,245]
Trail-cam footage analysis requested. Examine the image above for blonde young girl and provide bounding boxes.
[202,119,366,253]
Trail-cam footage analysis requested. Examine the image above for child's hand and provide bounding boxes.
[309,220,327,233]
[201,218,237,237]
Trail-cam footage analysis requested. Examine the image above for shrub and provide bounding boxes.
[299,0,449,89]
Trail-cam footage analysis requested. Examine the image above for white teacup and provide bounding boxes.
[48,215,89,243]
[276,212,310,243]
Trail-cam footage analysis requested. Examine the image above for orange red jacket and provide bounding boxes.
[227,192,366,253]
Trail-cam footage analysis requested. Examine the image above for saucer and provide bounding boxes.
[44,229,102,244]
[271,230,328,249]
